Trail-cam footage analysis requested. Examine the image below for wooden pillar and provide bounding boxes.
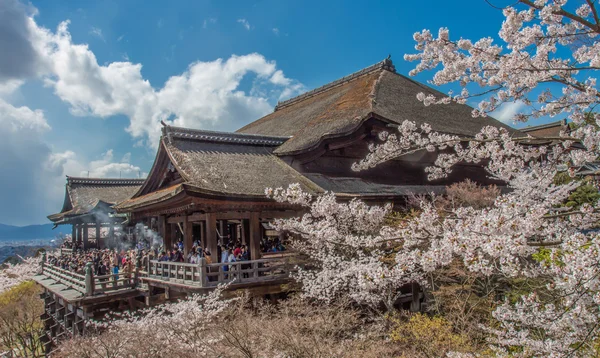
[183,215,193,260]
[158,215,167,249]
[241,220,248,245]
[171,223,178,250]
[83,224,89,250]
[218,220,225,246]
[95,222,101,249]
[109,223,115,243]
[249,212,261,260]
[199,221,205,249]
[71,224,76,245]
[206,213,218,260]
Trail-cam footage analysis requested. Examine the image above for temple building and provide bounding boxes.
[37,58,519,349]
[115,57,516,260]
[48,177,145,250]
[521,119,568,137]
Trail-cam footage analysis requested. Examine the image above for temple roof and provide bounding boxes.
[237,58,518,155]
[521,119,568,138]
[48,177,145,223]
[116,127,323,211]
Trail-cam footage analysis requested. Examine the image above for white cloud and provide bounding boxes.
[85,149,143,178]
[0,97,50,133]
[237,18,251,30]
[0,1,303,223]
[203,18,217,29]
[89,26,104,41]
[490,101,526,123]
[272,28,279,36]
[0,79,24,96]
[18,18,303,147]
[0,97,145,224]
[121,152,131,163]
[117,34,124,42]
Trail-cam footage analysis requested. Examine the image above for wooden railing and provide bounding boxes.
[41,263,87,294]
[41,257,138,296]
[147,257,291,288]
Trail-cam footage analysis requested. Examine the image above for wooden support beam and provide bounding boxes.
[188,213,207,222]
[249,212,262,260]
[218,220,225,246]
[83,224,89,249]
[170,212,256,223]
[71,225,76,244]
[260,211,299,219]
[167,216,186,224]
[241,219,249,245]
[199,221,205,249]
[205,213,218,261]
[108,224,114,243]
[215,212,252,220]
[95,222,101,249]
[158,215,167,249]
[183,215,192,260]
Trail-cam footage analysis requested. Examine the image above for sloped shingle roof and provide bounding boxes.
[48,177,144,223]
[237,58,518,155]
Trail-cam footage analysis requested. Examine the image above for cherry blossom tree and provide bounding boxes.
[0,256,41,294]
[269,1,600,355]
[58,286,233,357]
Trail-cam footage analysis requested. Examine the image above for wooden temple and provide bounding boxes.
[47,177,145,251]
[37,57,517,351]
[114,57,514,261]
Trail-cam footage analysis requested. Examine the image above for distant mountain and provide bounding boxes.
[0,223,61,241]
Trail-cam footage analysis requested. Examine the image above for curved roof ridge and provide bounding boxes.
[67,176,146,185]
[274,57,396,111]
[162,124,291,146]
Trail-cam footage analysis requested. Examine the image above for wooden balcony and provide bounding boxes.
[145,256,292,290]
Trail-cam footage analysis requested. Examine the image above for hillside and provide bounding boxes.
[0,223,58,241]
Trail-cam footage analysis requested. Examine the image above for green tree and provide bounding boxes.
[0,281,44,357]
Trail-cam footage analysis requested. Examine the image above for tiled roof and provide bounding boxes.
[164,134,322,197]
[521,119,568,137]
[237,57,518,155]
[48,177,144,222]
[114,184,184,211]
[163,125,290,146]
[305,174,446,197]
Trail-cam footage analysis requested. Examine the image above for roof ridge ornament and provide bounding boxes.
[66,176,146,185]
[274,56,395,111]
[162,125,291,146]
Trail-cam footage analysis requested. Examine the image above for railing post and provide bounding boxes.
[199,258,207,287]
[84,262,94,296]
[218,265,224,283]
[253,261,259,279]
[135,255,141,288]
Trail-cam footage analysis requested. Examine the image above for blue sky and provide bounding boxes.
[0,0,547,225]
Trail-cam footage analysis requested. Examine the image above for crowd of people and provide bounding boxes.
[48,234,289,281]
[260,237,286,253]
[155,239,252,266]
[47,248,139,279]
